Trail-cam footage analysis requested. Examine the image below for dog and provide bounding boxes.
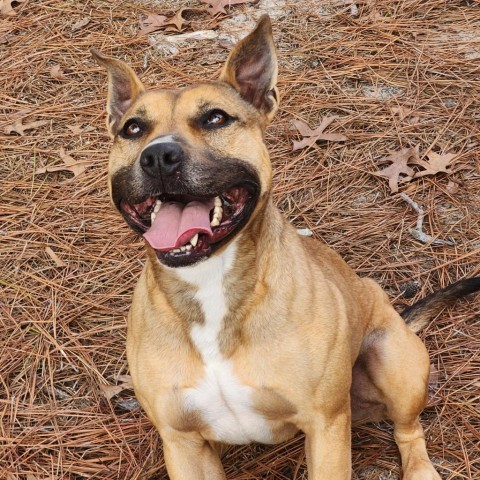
[92,15,480,480]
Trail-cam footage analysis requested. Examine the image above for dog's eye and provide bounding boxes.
[207,111,227,125]
[126,122,141,135]
[120,119,144,139]
[201,109,232,129]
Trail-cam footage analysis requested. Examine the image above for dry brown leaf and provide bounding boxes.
[138,14,168,35]
[446,180,459,195]
[100,384,124,400]
[0,0,25,16]
[4,118,49,136]
[100,375,133,400]
[404,116,420,125]
[67,124,95,135]
[292,117,348,151]
[411,151,458,177]
[50,64,66,80]
[200,0,259,16]
[139,8,203,35]
[392,106,420,125]
[71,17,90,32]
[373,146,418,193]
[35,147,93,180]
[165,8,198,31]
[391,106,411,119]
[45,247,66,267]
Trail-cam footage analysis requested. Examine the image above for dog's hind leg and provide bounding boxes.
[353,317,440,480]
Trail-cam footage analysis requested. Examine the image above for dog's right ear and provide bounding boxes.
[91,49,145,138]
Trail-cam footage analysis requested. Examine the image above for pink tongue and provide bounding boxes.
[143,200,214,251]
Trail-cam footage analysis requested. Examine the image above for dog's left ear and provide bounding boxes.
[219,15,278,122]
[91,49,145,138]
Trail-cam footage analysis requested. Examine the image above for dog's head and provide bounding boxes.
[94,15,278,267]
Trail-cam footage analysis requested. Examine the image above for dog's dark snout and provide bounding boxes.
[140,142,184,177]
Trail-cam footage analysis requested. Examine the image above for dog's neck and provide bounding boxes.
[145,197,292,356]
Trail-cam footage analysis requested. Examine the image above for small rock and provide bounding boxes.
[297,228,314,237]
[400,281,420,298]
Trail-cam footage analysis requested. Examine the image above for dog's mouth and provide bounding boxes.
[119,184,257,267]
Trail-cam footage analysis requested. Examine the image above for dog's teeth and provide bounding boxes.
[211,204,223,227]
[172,248,181,253]
[151,200,161,223]
[190,233,199,247]
[214,196,222,208]
[186,244,193,251]
[180,246,186,252]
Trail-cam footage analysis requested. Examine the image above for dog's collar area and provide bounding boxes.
[119,184,257,267]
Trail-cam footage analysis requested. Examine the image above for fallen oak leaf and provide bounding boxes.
[4,118,49,136]
[445,180,459,195]
[35,147,93,180]
[100,385,126,400]
[71,16,90,32]
[292,117,348,151]
[138,13,168,35]
[200,0,259,16]
[165,8,203,31]
[0,0,26,16]
[373,146,418,193]
[139,8,204,35]
[66,124,95,135]
[391,106,410,118]
[50,64,66,80]
[164,8,188,32]
[404,116,420,125]
[411,151,458,177]
[100,375,133,400]
[391,106,420,124]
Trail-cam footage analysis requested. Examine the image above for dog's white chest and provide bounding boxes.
[183,356,272,445]
[176,243,272,445]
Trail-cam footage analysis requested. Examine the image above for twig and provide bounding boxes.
[400,193,455,246]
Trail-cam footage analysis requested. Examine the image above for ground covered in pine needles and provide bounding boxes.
[1,0,479,478]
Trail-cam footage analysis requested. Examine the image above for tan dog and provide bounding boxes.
[93,16,479,480]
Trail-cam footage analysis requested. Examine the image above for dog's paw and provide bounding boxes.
[403,460,441,480]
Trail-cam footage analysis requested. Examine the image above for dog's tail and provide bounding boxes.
[401,277,480,333]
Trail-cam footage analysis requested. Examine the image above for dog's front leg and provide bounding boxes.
[304,408,352,479]
[162,430,226,480]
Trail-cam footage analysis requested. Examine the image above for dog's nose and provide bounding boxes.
[140,142,184,177]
